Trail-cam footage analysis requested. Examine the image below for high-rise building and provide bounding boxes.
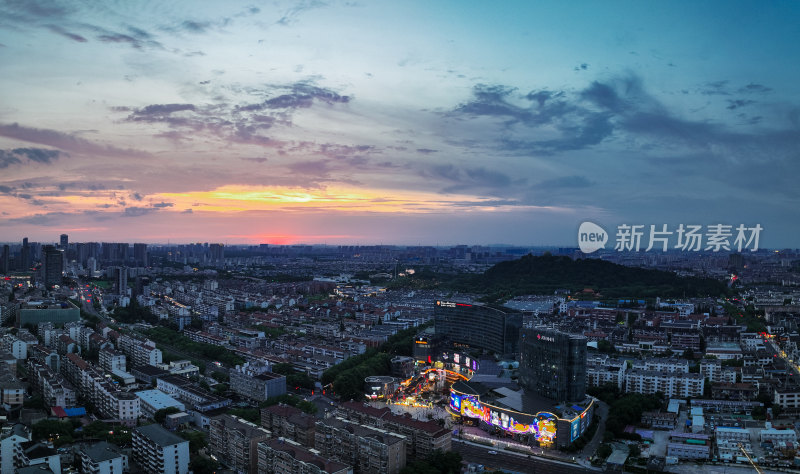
[209,243,224,262]
[229,362,286,402]
[59,234,68,250]
[133,243,148,267]
[728,253,745,271]
[20,237,30,271]
[114,267,128,296]
[132,424,189,474]
[79,441,128,474]
[518,327,587,402]
[101,242,129,264]
[208,414,270,474]
[41,245,64,289]
[433,301,522,354]
[1,244,9,274]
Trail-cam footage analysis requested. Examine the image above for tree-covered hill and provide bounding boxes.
[389,254,729,300]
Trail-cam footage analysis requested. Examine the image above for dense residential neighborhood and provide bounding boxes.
[0,240,799,473]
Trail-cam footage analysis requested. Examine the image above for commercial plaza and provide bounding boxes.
[424,302,596,449]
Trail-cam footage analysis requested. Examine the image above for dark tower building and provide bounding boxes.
[728,253,745,271]
[133,243,148,267]
[209,243,225,263]
[1,244,9,274]
[101,242,129,264]
[433,301,522,355]
[59,233,68,250]
[519,327,587,402]
[20,237,30,271]
[76,243,87,266]
[114,267,128,296]
[41,245,64,289]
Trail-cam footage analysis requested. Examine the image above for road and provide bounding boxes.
[767,339,800,377]
[453,440,594,474]
[580,400,608,463]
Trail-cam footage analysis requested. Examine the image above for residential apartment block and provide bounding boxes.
[257,438,352,474]
[132,424,189,474]
[208,414,270,474]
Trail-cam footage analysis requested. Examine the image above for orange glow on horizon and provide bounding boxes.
[0,183,571,224]
[225,234,359,245]
[155,185,566,214]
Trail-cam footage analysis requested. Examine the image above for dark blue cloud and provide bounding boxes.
[421,164,523,195]
[122,206,156,217]
[0,123,148,157]
[0,147,64,167]
[738,83,773,94]
[180,20,212,33]
[259,83,350,110]
[538,175,595,189]
[113,81,349,147]
[726,99,756,110]
[46,24,87,42]
[581,81,626,113]
[276,0,327,26]
[700,80,730,95]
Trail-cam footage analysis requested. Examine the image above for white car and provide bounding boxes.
[488,450,498,455]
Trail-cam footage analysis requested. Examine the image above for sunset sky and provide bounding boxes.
[1,1,799,246]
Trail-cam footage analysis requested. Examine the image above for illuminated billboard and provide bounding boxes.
[450,392,461,411]
[450,391,558,445]
[449,385,594,447]
[570,417,581,442]
[532,414,557,444]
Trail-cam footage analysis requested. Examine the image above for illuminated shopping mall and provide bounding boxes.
[425,302,596,448]
[448,380,595,449]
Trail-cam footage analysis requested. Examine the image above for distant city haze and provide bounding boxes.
[1,2,798,246]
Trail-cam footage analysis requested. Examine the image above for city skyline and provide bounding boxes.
[1,1,799,246]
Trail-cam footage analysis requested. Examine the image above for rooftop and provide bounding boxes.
[131,365,169,376]
[15,466,54,474]
[211,414,270,439]
[134,423,187,448]
[20,441,57,459]
[135,389,184,410]
[262,438,350,473]
[450,380,591,422]
[82,441,124,463]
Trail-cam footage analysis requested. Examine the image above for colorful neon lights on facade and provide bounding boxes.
[449,389,593,446]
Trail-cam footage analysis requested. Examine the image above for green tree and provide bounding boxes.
[32,419,73,442]
[227,407,260,423]
[210,370,229,383]
[23,395,46,410]
[597,340,616,353]
[272,363,296,375]
[399,450,462,474]
[190,457,219,474]
[154,406,181,423]
[259,394,318,414]
[178,430,207,454]
[597,444,613,459]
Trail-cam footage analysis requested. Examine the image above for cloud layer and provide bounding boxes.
[0,1,798,245]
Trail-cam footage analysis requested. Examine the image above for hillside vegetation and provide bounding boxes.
[389,254,728,301]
